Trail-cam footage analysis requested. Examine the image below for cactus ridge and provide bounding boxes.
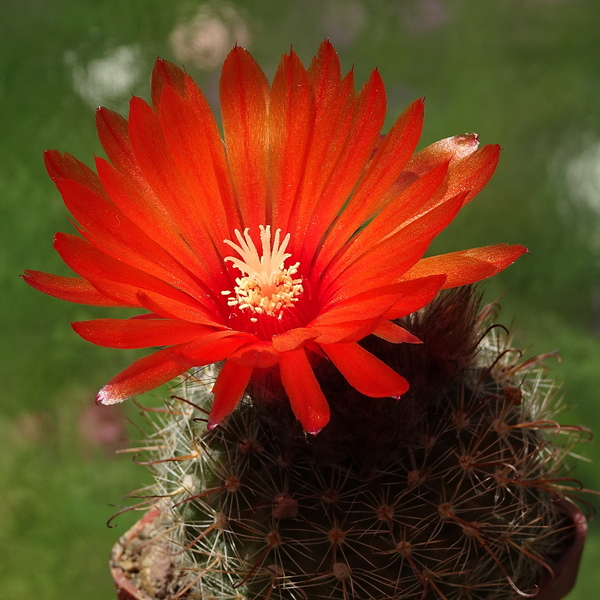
[126,294,588,600]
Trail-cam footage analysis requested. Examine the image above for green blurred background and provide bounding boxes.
[2,0,600,597]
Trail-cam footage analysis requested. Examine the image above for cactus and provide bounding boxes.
[116,287,590,599]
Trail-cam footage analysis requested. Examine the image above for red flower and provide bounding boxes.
[23,41,526,434]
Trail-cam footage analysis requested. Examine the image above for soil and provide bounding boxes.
[110,508,180,600]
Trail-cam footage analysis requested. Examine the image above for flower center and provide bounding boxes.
[222,226,304,323]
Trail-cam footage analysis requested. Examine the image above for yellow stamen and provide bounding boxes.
[223,226,303,320]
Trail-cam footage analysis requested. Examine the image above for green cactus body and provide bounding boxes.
[119,289,587,600]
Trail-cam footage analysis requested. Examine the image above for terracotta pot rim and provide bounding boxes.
[533,497,588,600]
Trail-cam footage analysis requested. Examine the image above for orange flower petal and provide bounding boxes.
[54,232,205,311]
[447,143,501,206]
[372,321,422,344]
[269,50,314,233]
[44,150,105,196]
[96,156,212,281]
[402,244,529,289]
[182,70,242,233]
[400,132,480,182]
[313,318,382,345]
[322,342,409,398]
[22,270,123,306]
[229,341,281,369]
[383,275,447,320]
[288,40,350,257]
[154,80,237,244]
[150,57,186,105]
[315,281,431,327]
[316,98,425,270]
[423,144,500,213]
[135,290,220,326]
[280,348,330,435]
[72,318,217,349]
[171,331,252,365]
[320,159,450,285]
[151,59,240,239]
[315,276,445,338]
[220,45,270,231]
[95,106,139,178]
[208,360,253,429]
[343,99,425,220]
[96,346,190,405]
[307,39,341,97]
[55,179,210,302]
[326,193,465,298]
[272,327,320,353]
[297,68,387,264]
[127,96,226,281]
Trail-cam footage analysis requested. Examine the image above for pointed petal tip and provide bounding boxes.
[459,132,479,145]
[43,148,60,163]
[151,56,187,105]
[370,66,383,83]
[306,426,324,436]
[324,342,411,399]
[206,418,220,431]
[317,38,336,56]
[492,243,529,265]
[94,105,125,127]
[95,387,125,406]
[95,105,112,119]
[453,133,482,158]
[301,410,330,436]
[43,151,61,185]
[208,360,252,430]
[504,244,529,265]
[226,43,252,62]
[21,270,54,294]
[391,382,410,400]
[373,321,423,345]
[412,97,426,113]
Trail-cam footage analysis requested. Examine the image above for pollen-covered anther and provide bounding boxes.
[223,225,303,321]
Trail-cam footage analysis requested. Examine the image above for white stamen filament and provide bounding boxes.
[223,226,304,321]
